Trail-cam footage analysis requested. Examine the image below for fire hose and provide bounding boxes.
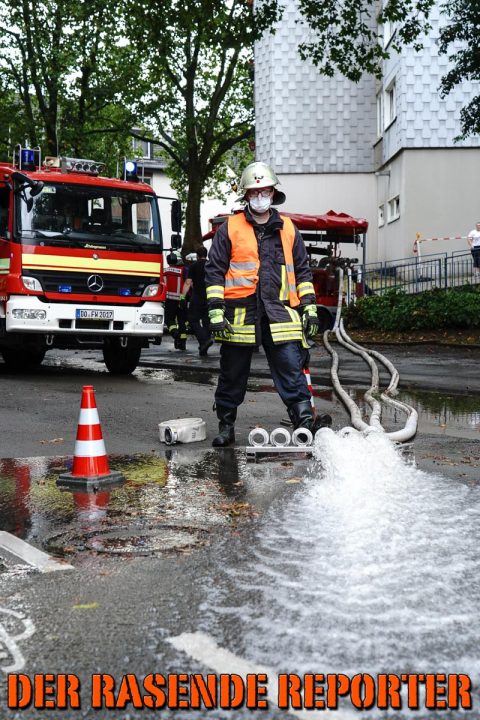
[323,267,418,442]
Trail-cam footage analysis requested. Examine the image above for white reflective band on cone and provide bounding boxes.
[270,428,291,447]
[248,428,270,447]
[73,439,107,457]
[78,408,100,425]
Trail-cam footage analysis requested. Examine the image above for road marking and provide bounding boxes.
[0,531,74,572]
[0,608,35,673]
[167,631,357,720]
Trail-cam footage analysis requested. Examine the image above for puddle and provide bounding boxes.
[0,450,295,563]
[169,369,216,385]
[349,387,480,438]
[249,381,480,437]
[42,349,217,387]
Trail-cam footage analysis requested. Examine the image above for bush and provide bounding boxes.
[344,286,480,332]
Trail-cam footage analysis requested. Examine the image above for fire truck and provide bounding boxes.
[0,145,181,373]
[203,209,368,331]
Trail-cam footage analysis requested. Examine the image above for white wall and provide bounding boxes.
[277,172,378,263]
[377,148,480,262]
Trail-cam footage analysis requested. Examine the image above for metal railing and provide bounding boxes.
[360,251,479,297]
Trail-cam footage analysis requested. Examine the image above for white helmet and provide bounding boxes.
[237,161,286,205]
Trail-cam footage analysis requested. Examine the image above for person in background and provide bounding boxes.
[164,251,188,351]
[205,160,331,447]
[181,246,213,356]
[467,221,480,277]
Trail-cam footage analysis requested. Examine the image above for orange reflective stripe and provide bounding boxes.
[281,217,300,308]
[226,214,260,299]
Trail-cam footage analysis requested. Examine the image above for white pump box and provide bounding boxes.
[158,417,206,445]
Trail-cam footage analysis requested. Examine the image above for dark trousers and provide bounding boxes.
[165,299,187,337]
[215,318,310,411]
[471,248,480,269]
[189,301,211,347]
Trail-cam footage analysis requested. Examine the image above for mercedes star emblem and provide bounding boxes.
[87,274,104,293]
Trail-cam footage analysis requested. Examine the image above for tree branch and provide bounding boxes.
[205,126,252,176]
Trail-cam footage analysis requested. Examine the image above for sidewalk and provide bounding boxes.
[140,335,480,395]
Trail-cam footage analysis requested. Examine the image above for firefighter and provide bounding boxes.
[205,161,331,447]
[164,251,188,351]
[181,246,213,356]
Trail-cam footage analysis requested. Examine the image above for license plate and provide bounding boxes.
[75,309,114,320]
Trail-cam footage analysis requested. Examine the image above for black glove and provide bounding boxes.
[301,304,319,339]
[208,308,234,339]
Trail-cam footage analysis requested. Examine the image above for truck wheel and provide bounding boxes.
[102,339,142,375]
[317,308,334,333]
[1,347,46,370]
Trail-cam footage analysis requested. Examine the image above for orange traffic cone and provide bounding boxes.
[57,385,124,489]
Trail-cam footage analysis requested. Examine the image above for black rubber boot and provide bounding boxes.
[287,400,314,429]
[174,337,187,351]
[212,406,237,447]
[312,412,333,432]
[287,400,332,433]
[199,338,214,356]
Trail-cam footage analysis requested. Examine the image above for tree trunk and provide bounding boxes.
[182,172,204,254]
[45,123,58,157]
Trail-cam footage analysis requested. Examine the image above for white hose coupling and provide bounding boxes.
[270,428,291,447]
[248,428,270,447]
[292,427,313,447]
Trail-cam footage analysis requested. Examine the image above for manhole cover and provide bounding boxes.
[44,522,208,557]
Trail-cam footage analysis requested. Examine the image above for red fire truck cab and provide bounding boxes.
[204,209,368,332]
[0,146,180,373]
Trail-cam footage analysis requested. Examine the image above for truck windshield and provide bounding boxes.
[16,183,162,251]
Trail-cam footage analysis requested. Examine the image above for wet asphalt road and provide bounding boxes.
[1,336,479,458]
[0,337,479,719]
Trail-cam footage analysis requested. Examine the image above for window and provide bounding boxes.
[378,204,385,227]
[376,94,383,137]
[384,81,396,129]
[132,137,151,159]
[379,0,397,48]
[0,186,9,237]
[387,195,400,223]
[382,18,396,48]
[18,183,162,248]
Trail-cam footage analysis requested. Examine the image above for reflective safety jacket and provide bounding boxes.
[165,265,185,301]
[205,208,316,345]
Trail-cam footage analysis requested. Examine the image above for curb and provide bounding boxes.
[0,531,74,572]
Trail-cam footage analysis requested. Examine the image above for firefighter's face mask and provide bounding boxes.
[247,187,273,214]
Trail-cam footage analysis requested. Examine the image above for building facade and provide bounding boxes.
[254,1,480,263]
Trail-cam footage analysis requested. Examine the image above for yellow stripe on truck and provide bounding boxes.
[21,254,160,276]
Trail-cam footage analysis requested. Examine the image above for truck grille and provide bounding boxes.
[27,270,159,298]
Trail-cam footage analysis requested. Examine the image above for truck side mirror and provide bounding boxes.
[30,181,44,197]
[171,200,182,233]
[171,233,182,249]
